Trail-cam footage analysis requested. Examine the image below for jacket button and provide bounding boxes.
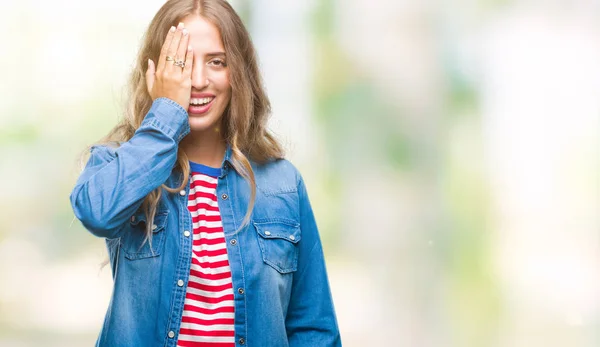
[177,279,184,287]
[289,235,295,241]
[184,230,191,237]
[152,224,158,231]
[130,216,135,223]
[221,193,228,200]
[168,331,175,338]
[238,288,244,295]
[239,337,245,345]
[179,190,186,196]
[264,231,271,236]
[230,239,237,245]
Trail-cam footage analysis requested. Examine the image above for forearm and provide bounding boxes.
[286,241,341,346]
[70,97,189,238]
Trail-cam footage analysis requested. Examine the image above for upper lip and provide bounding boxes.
[191,92,215,98]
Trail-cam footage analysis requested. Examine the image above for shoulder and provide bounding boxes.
[251,158,303,195]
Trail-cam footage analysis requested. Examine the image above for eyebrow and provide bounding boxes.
[205,52,226,58]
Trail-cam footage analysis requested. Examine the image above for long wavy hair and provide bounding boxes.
[90,0,284,252]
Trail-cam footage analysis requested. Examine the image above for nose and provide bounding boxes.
[191,61,209,90]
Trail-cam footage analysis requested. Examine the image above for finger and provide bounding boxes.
[166,22,185,71]
[175,28,190,73]
[146,59,155,95]
[183,45,193,76]
[157,26,176,71]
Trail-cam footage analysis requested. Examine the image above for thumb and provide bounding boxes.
[146,59,155,96]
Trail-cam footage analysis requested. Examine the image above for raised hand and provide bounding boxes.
[146,22,194,110]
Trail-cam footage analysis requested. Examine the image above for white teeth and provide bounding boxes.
[190,97,213,106]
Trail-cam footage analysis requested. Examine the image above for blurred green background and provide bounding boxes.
[1,0,599,346]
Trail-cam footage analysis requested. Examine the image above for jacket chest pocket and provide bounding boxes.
[253,220,301,274]
[123,210,169,260]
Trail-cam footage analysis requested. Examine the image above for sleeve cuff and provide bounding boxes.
[142,97,190,142]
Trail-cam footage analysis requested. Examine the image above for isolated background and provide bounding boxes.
[0,0,598,346]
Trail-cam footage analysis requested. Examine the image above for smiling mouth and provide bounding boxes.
[190,96,215,106]
[188,96,215,115]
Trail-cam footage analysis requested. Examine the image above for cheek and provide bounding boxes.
[217,71,230,89]
[214,72,231,97]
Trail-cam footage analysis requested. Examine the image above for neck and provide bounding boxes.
[180,131,227,168]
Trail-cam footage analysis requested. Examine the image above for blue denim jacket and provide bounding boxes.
[70,98,341,347]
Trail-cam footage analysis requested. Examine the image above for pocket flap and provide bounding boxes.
[253,220,301,244]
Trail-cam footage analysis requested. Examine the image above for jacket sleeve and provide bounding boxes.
[69,97,190,239]
[285,173,342,346]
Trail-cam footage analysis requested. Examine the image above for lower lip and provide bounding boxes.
[188,98,215,115]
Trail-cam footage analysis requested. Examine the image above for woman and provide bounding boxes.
[69,0,341,346]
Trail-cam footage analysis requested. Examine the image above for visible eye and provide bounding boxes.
[209,59,227,67]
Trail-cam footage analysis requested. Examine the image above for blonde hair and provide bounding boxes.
[91,0,284,253]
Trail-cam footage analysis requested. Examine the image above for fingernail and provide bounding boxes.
[169,26,175,32]
[182,28,188,36]
[178,22,184,29]
[188,45,192,51]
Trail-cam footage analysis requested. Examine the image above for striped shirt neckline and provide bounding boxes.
[189,161,222,178]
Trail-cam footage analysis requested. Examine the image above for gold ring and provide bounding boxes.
[165,56,174,61]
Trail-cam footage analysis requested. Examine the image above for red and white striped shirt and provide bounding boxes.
[177,163,235,347]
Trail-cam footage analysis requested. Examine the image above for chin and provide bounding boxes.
[188,117,221,133]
